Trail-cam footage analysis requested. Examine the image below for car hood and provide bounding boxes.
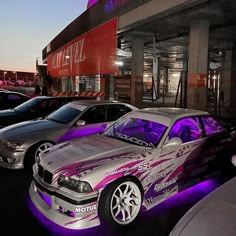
[0,119,63,139]
[170,177,236,236]
[40,134,145,173]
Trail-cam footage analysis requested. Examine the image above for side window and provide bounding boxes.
[48,99,60,110]
[107,104,132,121]
[168,117,202,143]
[7,94,21,101]
[80,105,106,124]
[38,100,48,111]
[201,116,225,136]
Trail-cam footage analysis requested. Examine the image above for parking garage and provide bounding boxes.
[40,0,236,118]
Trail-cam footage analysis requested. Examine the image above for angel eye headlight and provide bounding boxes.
[2,140,25,151]
[58,175,93,193]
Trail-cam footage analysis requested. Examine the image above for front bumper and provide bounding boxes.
[29,180,101,230]
[0,146,25,169]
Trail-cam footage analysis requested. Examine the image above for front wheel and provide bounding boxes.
[98,178,142,226]
[24,141,54,171]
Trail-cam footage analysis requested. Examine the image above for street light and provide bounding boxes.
[3,71,7,86]
[13,71,17,81]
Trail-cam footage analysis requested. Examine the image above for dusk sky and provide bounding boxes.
[0,0,88,73]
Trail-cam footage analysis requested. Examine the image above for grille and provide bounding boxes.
[38,165,53,184]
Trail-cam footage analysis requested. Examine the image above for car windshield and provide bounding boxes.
[14,97,41,112]
[47,103,88,124]
[103,116,167,147]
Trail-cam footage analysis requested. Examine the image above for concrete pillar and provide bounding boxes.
[221,50,231,107]
[131,38,144,106]
[152,56,160,100]
[100,76,110,100]
[187,19,209,110]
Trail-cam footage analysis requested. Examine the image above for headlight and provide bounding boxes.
[2,140,25,151]
[57,175,93,193]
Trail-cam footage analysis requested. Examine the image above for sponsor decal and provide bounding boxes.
[138,161,152,172]
[75,205,97,213]
[154,177,177,191]
[145,189,173,207]
[143,170,167,185]
[116,133,149,147]
[105,167,129,176]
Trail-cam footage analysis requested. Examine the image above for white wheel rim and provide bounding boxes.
[110,181,142,225]
[35,142,53,159]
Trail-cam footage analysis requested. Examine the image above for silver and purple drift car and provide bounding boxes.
[29,108,236,230]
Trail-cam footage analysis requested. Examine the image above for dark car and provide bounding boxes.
[0,91,30,110]
[0,96,97,128]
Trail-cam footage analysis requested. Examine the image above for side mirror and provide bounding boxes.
[162,137,182,148]
[76,120,86,126]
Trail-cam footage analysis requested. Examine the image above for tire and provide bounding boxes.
[98,178,142,226]
[24,141,54,171]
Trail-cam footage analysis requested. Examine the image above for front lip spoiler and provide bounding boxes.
[34,179,98,205]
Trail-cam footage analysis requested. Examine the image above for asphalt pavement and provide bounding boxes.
[0,167,228,236]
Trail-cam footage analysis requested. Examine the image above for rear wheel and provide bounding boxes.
[98,178,142,226]
[24,141,54,171]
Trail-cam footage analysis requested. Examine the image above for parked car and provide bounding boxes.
[169,155,236,236]
[29,108,236,230]
[0,100,137,170]
[0,96,96,128]
[0,91,30,110]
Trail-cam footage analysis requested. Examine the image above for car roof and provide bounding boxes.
[69,99,137,107]
[170,177,236,236]
[127,107,210,126]
[140,107,209,118]
[0,91,30,97]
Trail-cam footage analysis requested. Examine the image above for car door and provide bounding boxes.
[160,116,205,193]
[199,115,232,176]
[106,104,132,122]
[58,104,108,142]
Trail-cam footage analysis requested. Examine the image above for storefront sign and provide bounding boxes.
[47,18,119,78]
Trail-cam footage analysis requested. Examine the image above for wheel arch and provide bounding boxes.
[98,175,144,201]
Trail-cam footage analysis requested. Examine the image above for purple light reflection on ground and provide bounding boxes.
[142,178,221,219]
[38,192,51,207]
[25,178,223,235]
[25,193,105,236]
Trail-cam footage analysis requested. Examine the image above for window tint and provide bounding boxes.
[169,117,202,143]
[107,104,132,121]
[80,105,106,124]
[201,116,225,136]
[48,99,60,110]
[7,94,21,100]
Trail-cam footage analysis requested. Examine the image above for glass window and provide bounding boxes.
[103,117,167,147]
[80,105,106,124]
[168,117,202,143]
[201,116,225,136]
[47,103,86,124]
[107,104,132,121]
[7,94,21,100]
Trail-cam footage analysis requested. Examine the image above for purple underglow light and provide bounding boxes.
[142,178,221,220]
[25,193,103,236]
[38,192,51,207]
[25,178,222,235]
